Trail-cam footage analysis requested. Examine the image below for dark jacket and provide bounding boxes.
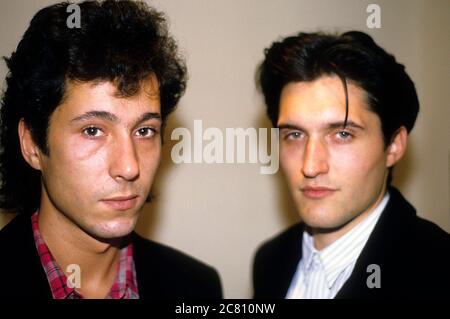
[253,187,450,299]
[0,213,222,299]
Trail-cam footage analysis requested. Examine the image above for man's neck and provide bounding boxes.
[38,204,123,298]
[310,186,388,251]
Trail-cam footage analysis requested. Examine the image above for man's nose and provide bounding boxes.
[109,136,140,182]
[301,137,329,178]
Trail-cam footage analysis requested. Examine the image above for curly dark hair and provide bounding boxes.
[0,0,187,214]
[258,31,419,185]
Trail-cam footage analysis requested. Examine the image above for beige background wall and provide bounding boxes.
[1,0,449,298]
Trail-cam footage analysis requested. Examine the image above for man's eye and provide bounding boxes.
[82,127,103,137]
[135,127,156,137]
[285,131,302,140]
[336,131,353,140]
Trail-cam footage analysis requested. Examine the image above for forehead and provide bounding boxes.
[54,76,161,121]
[278,76,372,126]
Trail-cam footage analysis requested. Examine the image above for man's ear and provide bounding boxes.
[18,119,44,170]
[386,126,408,168]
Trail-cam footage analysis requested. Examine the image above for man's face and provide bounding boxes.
[36,77,162,240]
[278,76,397,231]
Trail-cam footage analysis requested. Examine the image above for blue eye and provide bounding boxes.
[337,131,353,139]
[286,131,302,140]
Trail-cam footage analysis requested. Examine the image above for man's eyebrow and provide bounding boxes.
[134,112,161,126]
[327,121,365,130]
[277,121,365,131]
[277,123,303,131]
[71,111,118,123]
[70,111,161,126]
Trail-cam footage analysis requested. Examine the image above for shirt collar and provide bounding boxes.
[301,191,390,289]
[31,211,139,299]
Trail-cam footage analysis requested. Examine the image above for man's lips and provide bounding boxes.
[300,187,337,199]
[100,195,139,211]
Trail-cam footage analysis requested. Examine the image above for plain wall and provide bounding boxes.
[0,0,449,298]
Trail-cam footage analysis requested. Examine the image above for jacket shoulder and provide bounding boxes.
[413,215,450,244]
[0,213,26,241]
[254,223,303,264]
[0,214,52,298]
[0,213,35,256]
[387,188,450,249]
[340,188,450,298]
[132,233,222,298]
[253,223,303,298]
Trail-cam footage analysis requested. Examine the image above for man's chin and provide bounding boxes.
[86,220,137,243]
[297,207,347,231]
[305,223,348,235]
[300,211,358,235]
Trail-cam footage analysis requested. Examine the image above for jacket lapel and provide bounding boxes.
[271,224,305,298]
[335,187,416,298]
[1,213,53,298]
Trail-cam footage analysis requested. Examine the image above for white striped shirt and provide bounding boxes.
[286,192,390,299]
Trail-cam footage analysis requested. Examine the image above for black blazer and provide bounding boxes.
[0,213,222,299]
[253,187,450,299]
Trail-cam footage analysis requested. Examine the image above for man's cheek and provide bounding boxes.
[280,153,297,174]
[68,138,105,162]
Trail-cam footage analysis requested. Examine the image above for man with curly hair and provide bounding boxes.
[0,0,222,299]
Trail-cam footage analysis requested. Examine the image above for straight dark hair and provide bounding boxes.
[258,31,419,184]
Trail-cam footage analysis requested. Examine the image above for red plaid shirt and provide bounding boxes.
[31,212,139,299]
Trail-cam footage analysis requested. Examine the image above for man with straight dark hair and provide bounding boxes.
[0,0,222,299]
[253,31,449,299]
